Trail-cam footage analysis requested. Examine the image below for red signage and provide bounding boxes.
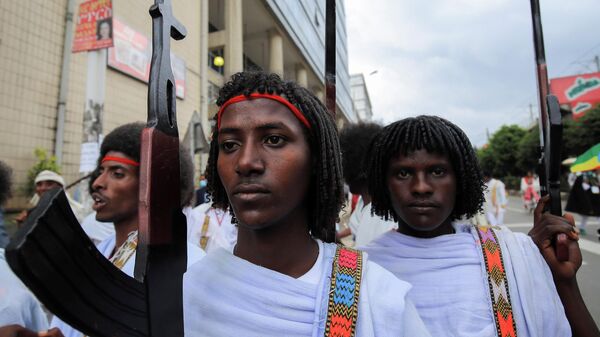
[550,72,600,119]
[107,18,186,99]
[72,0,113,53]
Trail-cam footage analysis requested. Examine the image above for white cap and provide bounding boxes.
[34,170,65,187]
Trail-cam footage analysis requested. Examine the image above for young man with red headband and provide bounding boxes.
[183,72,430,336]
[50,122,205,337]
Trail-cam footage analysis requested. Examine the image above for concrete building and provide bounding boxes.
[0,0,352,209]
[350,73,373,121]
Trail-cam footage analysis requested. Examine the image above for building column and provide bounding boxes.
[268,29,284,76]
[199,0,209,174]
[315,88,324,102]
[295,64,307,87]
[225,0,243,78]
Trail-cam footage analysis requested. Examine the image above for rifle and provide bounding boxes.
[6,0,188,335]
[325,0,336,117]
[529,0,568,261]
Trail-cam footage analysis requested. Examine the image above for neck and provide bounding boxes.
[396,219,455,238]
[113,217,139,249]
[234,210,318,278]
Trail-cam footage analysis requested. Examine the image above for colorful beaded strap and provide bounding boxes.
[476,226,518,337]
[324,246,363,337]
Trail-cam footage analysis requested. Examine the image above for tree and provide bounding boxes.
[481,125,527,178]
[516,127,539,173]
[25,148,61,196]
[563,107,600,157]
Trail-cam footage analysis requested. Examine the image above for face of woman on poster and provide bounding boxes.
[98,22,111,40]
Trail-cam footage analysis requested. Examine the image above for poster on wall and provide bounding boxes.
[72,0,114,53]
[550,72,600,119]
[107,18,186,99]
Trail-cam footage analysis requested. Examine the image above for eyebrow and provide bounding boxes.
[219,122,291,135]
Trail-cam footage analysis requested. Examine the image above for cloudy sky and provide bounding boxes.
[346,0,600,146]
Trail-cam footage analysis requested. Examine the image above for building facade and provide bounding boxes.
[0,0,351,209]
[350,73,373,121]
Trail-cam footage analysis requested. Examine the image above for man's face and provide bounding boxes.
[217,98,311,230]
[35,180,62,197]
[386,149,457,236]
[91,151,139,224]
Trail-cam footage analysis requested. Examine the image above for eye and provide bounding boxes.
[396,169,410,179]
[111,170,125,179]
[219,140,239,153]
[431,167,446,177]
[264,135,285,146]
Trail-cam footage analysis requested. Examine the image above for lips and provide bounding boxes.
[91,192,107,211]
[407,201,439,213]
[232,184,270,202]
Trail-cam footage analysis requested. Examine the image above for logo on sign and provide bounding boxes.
[566,77,600,100]
[573,102,592,115]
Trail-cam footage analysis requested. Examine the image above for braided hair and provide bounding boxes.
[367,115,484,222]
[0,161,12,207]
[89,122,194,207]
[206,71,344,242]
[339,122,383,190]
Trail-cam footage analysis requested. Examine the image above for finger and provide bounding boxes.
[534,195,550,225]
[562,212,575,227]
[566,235,583,268]
[555,233,570,262]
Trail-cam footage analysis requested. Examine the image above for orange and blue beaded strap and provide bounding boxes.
[476,226,517,337]
[324,246,363,337]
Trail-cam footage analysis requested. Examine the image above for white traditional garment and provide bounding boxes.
[186,203,236,253]
[183,240,431,337]
[348,196,397,247]
[0,248,49,331]
[363,223,571,337]
[484,178,508,225]
[51,232,205,337]
[80,212,115,245]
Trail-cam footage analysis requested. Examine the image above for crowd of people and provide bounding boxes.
[0,71,598,336]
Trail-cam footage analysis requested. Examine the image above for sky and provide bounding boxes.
[346,0,600,147]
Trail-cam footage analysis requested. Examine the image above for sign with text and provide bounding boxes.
[550,72,600,119]
[107,18,186,99]
[72,0,113,53]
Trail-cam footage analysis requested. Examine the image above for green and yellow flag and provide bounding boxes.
[570,143,600,173]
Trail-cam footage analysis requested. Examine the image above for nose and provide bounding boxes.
[235,142,265,177]
[91,170,107,191]
[411,172,433,196]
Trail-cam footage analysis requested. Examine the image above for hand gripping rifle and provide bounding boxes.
[529,0,568,261]
[6,0,189,335]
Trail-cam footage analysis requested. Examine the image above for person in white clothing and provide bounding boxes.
[187,202,237,252]
[184,72,430,336]
[336,122,396,246]
[483,171,508,226]
[362,115,598,337]
[43,123,205,337]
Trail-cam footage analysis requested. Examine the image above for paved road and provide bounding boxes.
[502,195,600,325]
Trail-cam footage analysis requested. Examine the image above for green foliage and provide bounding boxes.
[480,125,526,178]
[563,107,600,157]
[25,148,61,196]
[503,175,521,191]
[516,127,540,173]
[476,107,600,190]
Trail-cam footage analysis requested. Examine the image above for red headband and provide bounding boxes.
[217,93,311,129]
[101,156,140,167]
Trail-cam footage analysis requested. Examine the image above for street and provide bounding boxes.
[502,195,600,324]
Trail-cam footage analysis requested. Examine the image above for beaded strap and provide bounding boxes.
[476,226,517,337]
[199,214,210,250]
[324,246,363,337]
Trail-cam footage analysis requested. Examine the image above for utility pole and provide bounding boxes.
[529,103,534,124]
[595,55,600,73]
